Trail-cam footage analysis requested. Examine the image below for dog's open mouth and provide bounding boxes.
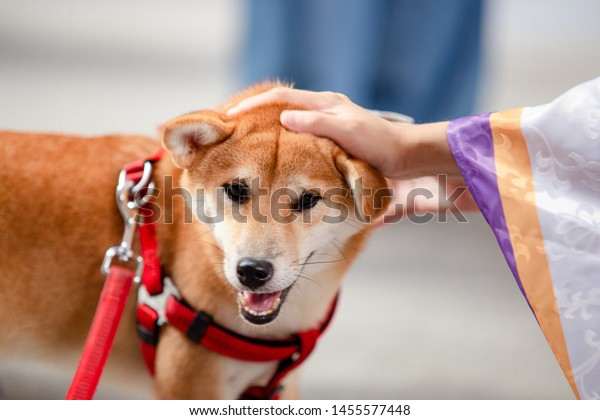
[237,287,291,325]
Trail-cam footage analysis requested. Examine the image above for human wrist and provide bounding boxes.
[394,121,459,179]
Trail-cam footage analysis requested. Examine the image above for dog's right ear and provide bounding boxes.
[162,110,235,168]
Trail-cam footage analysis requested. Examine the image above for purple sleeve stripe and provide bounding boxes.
[447,113,528,301]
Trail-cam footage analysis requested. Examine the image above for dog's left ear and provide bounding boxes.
[162,110,235,168]
[335,151,392,223]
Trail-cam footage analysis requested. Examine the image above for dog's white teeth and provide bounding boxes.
[239,293,281,316]
[266,297,281,313]
[249,308,272,316]
[239,293,249,306]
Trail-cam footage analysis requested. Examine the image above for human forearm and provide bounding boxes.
[391,121,461,179]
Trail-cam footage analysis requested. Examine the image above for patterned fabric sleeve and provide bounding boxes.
[447,78,600,399]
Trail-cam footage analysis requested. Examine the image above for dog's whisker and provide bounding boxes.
[330,241,350,266]
[301,257,346,266]
[294,249,340,266]
[292,253,315,264]
[187,238,226,256]
[342,219,371,236]
[296,273,319,285]
[303,252,338,260]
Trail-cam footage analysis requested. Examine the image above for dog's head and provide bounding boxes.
[161,84,390,326]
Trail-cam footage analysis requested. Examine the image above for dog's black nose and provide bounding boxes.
[236,258,273,290]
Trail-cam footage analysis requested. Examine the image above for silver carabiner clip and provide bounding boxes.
[115,161,155,250]
[101,160,156,283]
[101,246,145,283]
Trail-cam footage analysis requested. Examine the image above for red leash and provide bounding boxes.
[65,151,161,399]
[65,266,135,399]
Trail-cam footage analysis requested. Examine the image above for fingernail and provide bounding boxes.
[280,110,297,128]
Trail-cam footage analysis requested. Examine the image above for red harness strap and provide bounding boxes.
[137,286,338,399]
[166,297,301,361]
[168,294,337,399]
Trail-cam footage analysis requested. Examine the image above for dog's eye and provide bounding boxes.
[296,191,321,211]
[224,182,249,204]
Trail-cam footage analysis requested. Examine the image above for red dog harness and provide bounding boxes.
[128,152,337,399]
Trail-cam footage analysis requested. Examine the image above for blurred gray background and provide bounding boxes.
[1,0,599,399]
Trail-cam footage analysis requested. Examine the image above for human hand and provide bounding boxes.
[229,87,408,177]
[228,87,460,180]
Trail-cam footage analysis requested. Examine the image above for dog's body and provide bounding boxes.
[0,84,388,399]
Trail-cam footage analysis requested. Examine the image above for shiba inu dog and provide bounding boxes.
[0,83,390,399]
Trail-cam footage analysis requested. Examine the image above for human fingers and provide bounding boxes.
[281,109,396,175]
[227,87,349,116]
[280,109,352,140]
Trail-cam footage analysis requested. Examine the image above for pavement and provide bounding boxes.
[1,0,599,400]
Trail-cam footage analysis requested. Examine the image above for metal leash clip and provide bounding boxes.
[101,160,156,283]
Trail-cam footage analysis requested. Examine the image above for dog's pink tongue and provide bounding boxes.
[244,291,282,312]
